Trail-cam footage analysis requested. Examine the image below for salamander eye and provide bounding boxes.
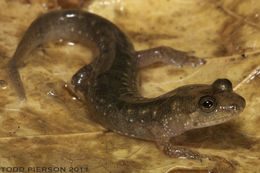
[198,96,217,113]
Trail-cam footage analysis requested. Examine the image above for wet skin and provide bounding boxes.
[7,10,246,159]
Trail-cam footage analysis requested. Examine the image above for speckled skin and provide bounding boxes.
[7,10,246,159]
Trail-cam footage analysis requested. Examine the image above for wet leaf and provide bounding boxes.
[0,0,259,172]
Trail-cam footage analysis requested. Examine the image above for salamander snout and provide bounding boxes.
[227,95,246,113]
[211,78,246,114]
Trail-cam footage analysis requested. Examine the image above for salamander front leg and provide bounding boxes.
[148,122,202,160]
[135,46,205,68]
[162,142,201,160]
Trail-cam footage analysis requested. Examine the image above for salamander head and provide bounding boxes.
[163,79,245,135]
[189,79,245,128]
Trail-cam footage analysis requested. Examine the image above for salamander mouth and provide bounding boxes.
[193,115,237,128]
[197,101,245,128]
[220,104,242,112]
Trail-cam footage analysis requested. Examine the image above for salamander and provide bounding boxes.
[7,10,246,159]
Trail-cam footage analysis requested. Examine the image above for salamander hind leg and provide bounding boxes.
[71,64,93,93]
[135,46,206,68]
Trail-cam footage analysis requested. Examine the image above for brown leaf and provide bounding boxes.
[0,0,259,172]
